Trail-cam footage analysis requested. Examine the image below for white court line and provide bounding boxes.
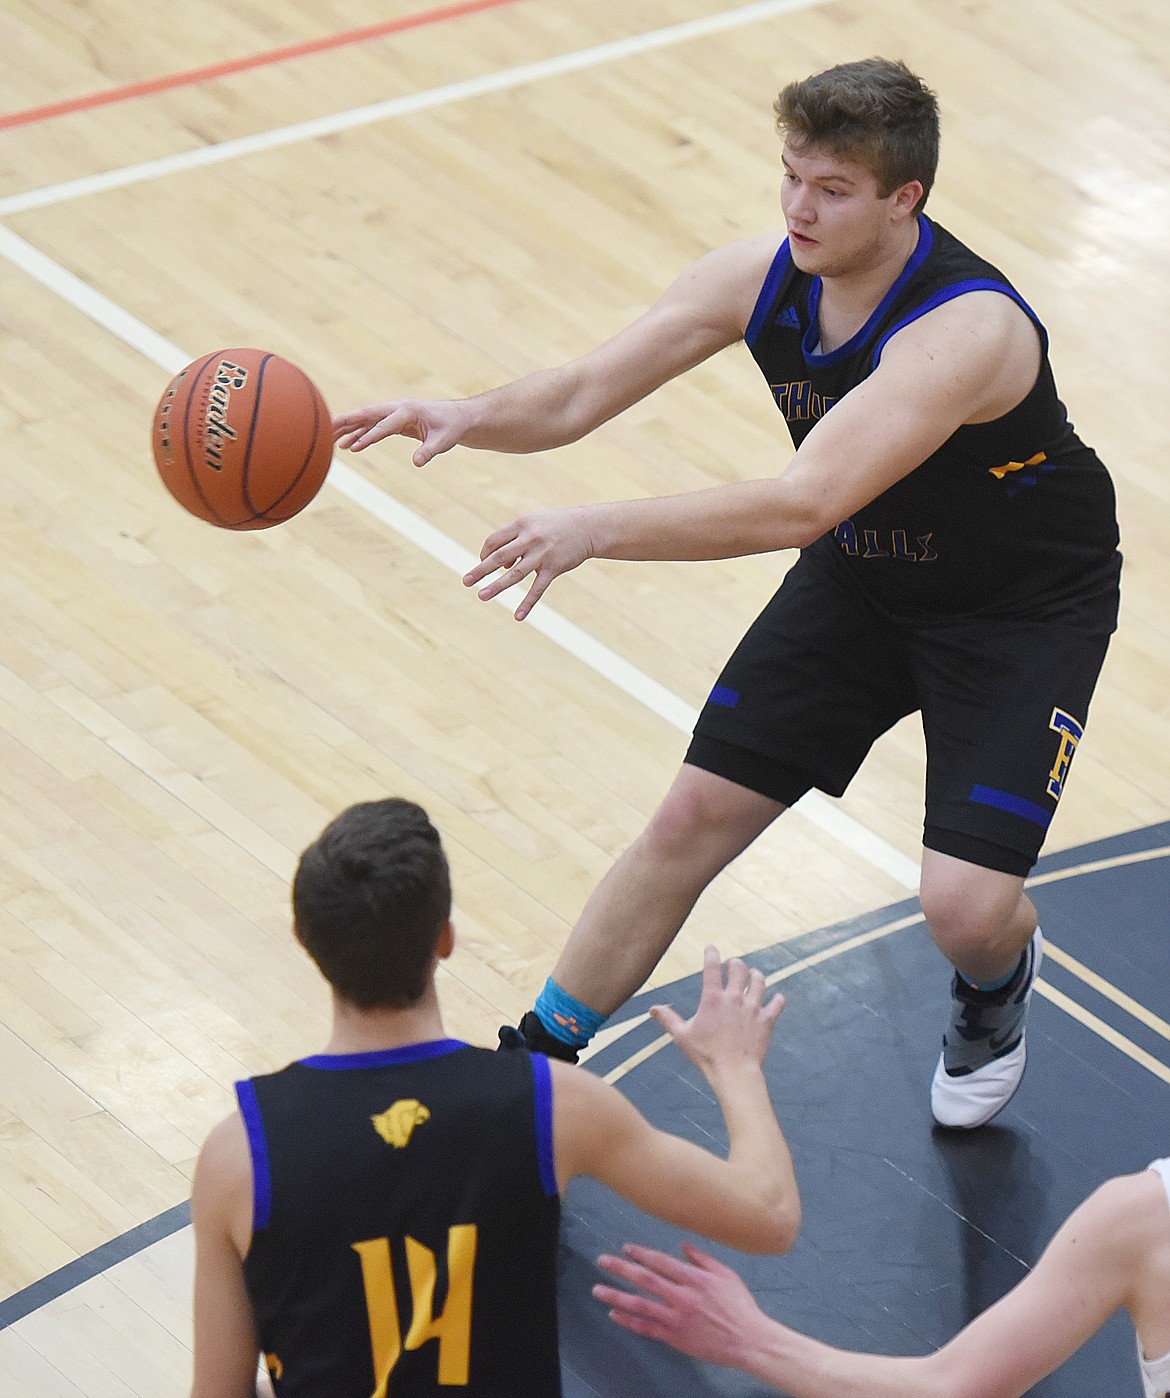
[0,220,918,889]
[0,0,920,894]
[0,0,827,217]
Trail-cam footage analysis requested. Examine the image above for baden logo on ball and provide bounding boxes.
[151,348,333,530]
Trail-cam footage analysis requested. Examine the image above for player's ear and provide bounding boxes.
[435,920,456,961]
[893,179,924,218]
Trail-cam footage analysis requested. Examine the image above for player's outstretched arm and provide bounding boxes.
[190,1114,264,1398]
[331,237,776,464]
[552,947,800,1256]
[593,1170,1162,1398]
[464,288,1041,619]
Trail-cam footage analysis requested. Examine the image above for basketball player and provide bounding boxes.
[593,1159,1170,1397]
[189,797,799,1398]
[333,59,1122,1130]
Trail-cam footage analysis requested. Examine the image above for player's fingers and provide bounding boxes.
[592,1283,673,1322]
[512,569,555,621]
[648,1003,686,1037]
[744,965,766,1008]
[724,955,749,997]
[602,1304,674,1343]
[619,1243,700,1285]
[474,564,530,602]
[478,524,523,563]
[763,989,786,1023]
[412,425,459,467]
[680,1242,736,1279]
[700,943,723,993]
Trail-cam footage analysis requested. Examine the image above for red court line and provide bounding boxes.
[0,0,525,132]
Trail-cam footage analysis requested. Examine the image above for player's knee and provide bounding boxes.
[920,879,1011,964]
[641,771,768,866]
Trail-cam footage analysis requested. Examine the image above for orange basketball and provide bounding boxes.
[151,348,333,529]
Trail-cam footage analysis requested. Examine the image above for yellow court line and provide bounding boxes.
[1033,982,1170,1087]
[603,912,927,1083]
[1040,942,1170,1046]
[598,845,1170,1086]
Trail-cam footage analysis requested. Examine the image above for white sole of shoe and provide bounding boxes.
[929,930,1044,1130]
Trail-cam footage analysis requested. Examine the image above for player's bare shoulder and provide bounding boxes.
[666,233,787,340]
[878,287,1043,424]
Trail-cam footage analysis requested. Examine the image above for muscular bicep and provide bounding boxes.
[777,292,1042,533]
[561,237,780,433]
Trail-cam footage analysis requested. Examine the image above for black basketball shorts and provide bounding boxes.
[687,548,1119,877]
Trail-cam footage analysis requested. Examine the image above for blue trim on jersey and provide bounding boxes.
[802,215,934,367]
[708,684,740,708]
[871,279,1047,368]
[300,1039,469,1071]
[970,785,1053,829]
[530,1053,558,1198]
[745,240,793,348]
[235,1079,273,1231]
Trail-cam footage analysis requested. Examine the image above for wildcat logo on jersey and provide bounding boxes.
[1047,708,1084,799]
[769,379,839,421]
[371,1099,430,1148]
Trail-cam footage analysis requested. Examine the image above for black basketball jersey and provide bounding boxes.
[236,1040,561,1397]
[745,215,1121,621]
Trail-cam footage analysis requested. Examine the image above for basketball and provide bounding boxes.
[151,348,333,529]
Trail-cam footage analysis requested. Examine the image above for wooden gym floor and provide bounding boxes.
[0,0,1167,1391]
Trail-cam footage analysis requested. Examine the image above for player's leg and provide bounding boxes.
[502,549,915,1061]
[916,599,1116,1128]
[920,847,1043,1129]
[549,763,785,1017]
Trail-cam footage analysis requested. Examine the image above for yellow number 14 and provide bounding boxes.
[352,1226,478,1393]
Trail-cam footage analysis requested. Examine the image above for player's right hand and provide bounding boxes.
[650,945,785,1082]
[332,399,467,466]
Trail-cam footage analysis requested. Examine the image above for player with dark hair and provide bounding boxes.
[334,57,1121,1130]
[189,797,800,1398]
[593,1158,1170,1397]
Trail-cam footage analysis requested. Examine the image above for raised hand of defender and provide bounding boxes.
[651,945,785,1081]
[332,399,471,465]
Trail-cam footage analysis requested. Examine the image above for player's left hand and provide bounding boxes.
[594,1241,768,1366]
[464,507,596,620]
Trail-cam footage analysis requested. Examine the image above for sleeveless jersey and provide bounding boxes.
[237,1040,561,1397]
[745,215,1121,622]
[1140,1158,1170,1398]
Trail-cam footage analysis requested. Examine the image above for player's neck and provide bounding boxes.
[322,986,448,1055]
[818,216,922,336]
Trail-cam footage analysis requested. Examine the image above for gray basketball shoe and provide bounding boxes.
[930,928,1043,1129]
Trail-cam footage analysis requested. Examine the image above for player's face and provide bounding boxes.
[780,144,915,277]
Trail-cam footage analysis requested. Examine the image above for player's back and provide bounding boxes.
[237,1040,561,1397]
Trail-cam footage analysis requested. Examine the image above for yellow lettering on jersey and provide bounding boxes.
[352,1238,403,1398]
[354,1225,478,1392]
[403,1226,478,1384]
[1047,707,1084,799]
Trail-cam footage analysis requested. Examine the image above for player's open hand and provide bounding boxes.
[332,399,470,466]
[464,507,597,620]
[593,1241,768,1367]
[650,945,784,1082]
